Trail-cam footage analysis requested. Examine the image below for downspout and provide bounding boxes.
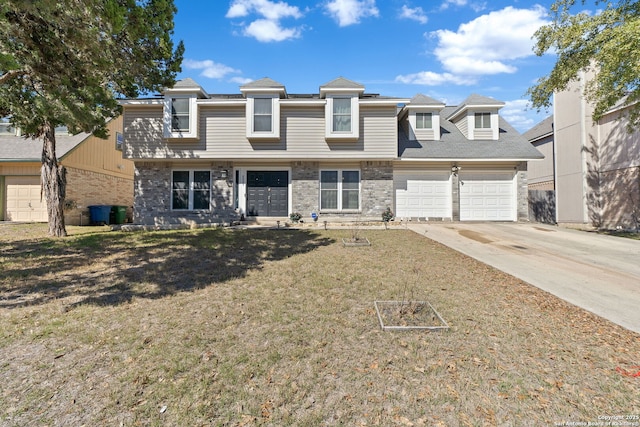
[579,70,591,224]
[553,93,559,224]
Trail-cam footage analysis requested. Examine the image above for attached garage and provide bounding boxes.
[459,171,516,221]
[394,170,452,219]
[4,176,48,222]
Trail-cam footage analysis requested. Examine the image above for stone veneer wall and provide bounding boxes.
[516,162,530,221]
[360,161,393,217]
[134,162,236,226]
[291,161,319,218]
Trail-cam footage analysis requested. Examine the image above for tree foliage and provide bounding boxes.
[528,0,640,128]
[0,0,184,236]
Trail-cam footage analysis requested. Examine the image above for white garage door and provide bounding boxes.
[4,176,48,222]
[394,171,452,219]
[460,172,516,221]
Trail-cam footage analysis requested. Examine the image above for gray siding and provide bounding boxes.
[474,129,493,139]
[124,104,398,160]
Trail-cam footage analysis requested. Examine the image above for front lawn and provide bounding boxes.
[1,223,638,426]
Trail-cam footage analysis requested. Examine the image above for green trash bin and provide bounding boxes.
[112,205,127,224]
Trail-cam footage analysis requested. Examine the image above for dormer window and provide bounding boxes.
[253,98,273,132]
[171,98,190,132]
[320,77,364,141]
[163,95,199,139]
[245,95,280,139]
[416,112,432,129]
[324,95,359,140]
[332,98,352,132]
[475,112,491,129]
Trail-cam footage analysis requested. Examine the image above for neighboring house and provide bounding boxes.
[525,69,640,229]
[120,77,542,226]
[0,116,134,224]
[523,116,556,224]
[523,116,554,191]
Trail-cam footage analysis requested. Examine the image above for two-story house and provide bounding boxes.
[121,77,542,226]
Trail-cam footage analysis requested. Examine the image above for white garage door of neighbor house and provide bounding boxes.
[394,171,452,219]
[4,176,48,222]
[459,172,516,221]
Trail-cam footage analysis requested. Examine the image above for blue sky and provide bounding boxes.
[171,0,593,133]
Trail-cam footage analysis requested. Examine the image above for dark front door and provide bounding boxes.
[246,171,288,216]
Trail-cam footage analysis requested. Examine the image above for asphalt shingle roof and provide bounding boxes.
[0,132,88,161]
[522,116,553,142]
[399,106,544,160]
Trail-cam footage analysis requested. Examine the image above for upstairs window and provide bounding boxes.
[325,96,359,140]
[332,98,352,132]
[416,112,432,129]
[253,98,273,132]
[164,96,198,139]
[172,170,210,210]
[475,112,491,129]
[171,98,190,132]
[246,96,280,139]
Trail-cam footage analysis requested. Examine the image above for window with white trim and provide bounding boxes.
[474,112,491,129]
[332,98,351,132]
[163,96,198,139]
[320,170,360,211]
[325,95,359,140]
[171,98,190,132]
[416,112,432,129]
[172,170,211,210]
[246,95,280,139]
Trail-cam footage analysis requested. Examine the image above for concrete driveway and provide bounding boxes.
[407,222,640,334]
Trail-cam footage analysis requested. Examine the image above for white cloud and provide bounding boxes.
[400,5,428,24]
[502,99,536,132]
[325,0,379,27]
[440,0,467,10]
[395,71,476,86]
[244,19,302,42]
[226,0,304,42]
[183,59,241,79]
[226,0,302,20]
[432,6,549,75]
[230,76,254,85]
[394,6,548,90]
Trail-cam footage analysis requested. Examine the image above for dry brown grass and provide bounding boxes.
[1,223,639,426]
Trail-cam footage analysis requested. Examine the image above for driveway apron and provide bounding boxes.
[407,222,640,334]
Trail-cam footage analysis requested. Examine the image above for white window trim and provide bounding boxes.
[171,169,211,211]
[319,169,361,212]
[325,95,359,140]
[408,109,441,140]
[474,112,491,129]
[246,95,280,140]
[163,96,198,139]
[467,111,499,140]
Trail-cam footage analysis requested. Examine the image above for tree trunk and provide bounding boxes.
[41,122,67,237]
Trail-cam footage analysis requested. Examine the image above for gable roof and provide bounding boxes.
[240,77,286,90]
[163,78,208,98]
[447,94,505,122]
[523,116,553,143]
[407,94,445,107]
[172,77,202,89]
[0,132,89,162]
[398,105,544,161]
[320,77,365,89]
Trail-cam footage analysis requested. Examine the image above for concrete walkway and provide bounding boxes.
[407,222,640,334]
